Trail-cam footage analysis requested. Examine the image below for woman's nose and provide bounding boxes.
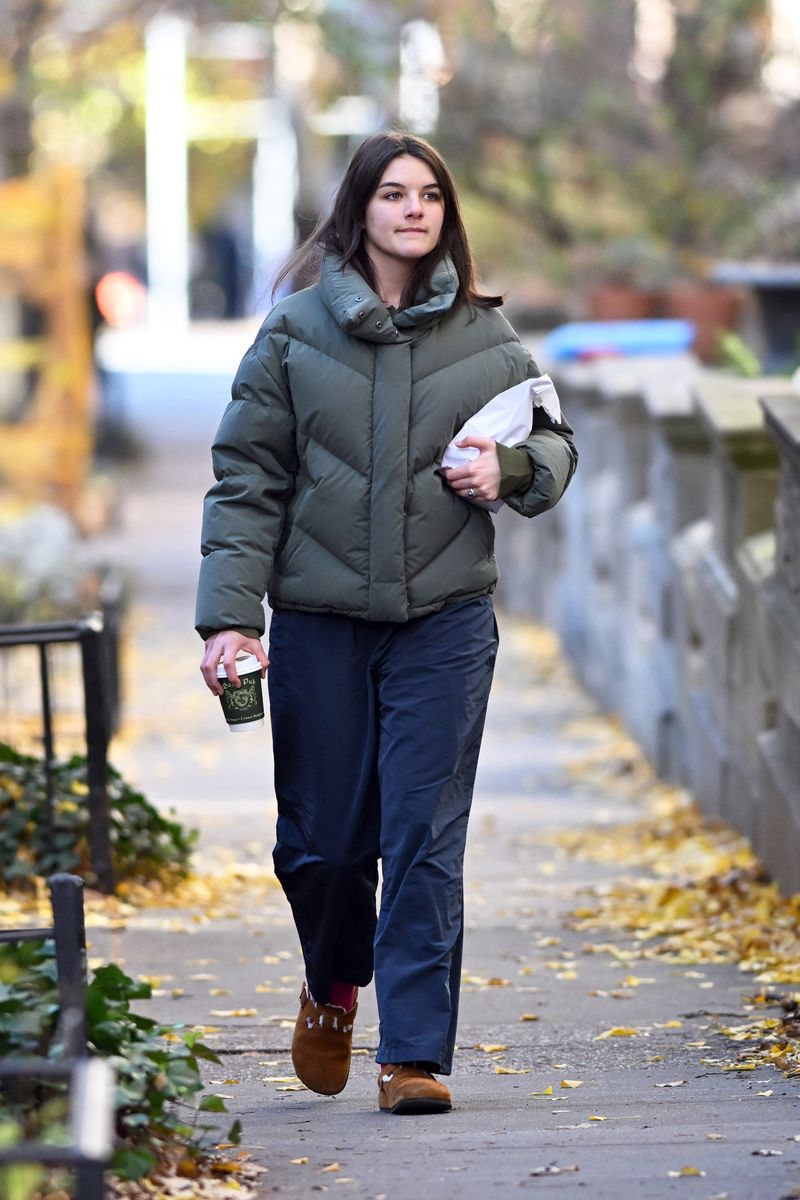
[404,193,423,216]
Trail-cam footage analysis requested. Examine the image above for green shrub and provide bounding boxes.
[0,939,239,1184]
[0,743,196,890]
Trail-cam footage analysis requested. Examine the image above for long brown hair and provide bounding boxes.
[272,132,502,311]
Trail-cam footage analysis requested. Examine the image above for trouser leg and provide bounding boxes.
[374,597,498,1074]
[268,610,380,1003]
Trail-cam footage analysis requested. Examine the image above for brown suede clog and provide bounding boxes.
[378,1063,452,1114]
[291,983,358,1095]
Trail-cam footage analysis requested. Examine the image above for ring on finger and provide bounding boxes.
[467,487,476,498]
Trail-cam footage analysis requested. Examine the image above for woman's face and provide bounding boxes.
[362,154,445,277]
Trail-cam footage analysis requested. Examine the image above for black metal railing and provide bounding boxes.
[0,874,89,1057]
[0,1058,115,1200]
[0,579,121,893]
[0,874,116,1200]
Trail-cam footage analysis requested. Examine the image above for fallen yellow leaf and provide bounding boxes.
[290,1158,309,1165]
[322,1162,341,1173]
[210,1008,258,1018]
[561,1079,583,1089]
[520,1013,540,1021]
[475,1043,508,1053]
[667,1166,705,1178]
[595,1026,639,1040]
[495,1066,530,1075]
[589,1115,606,1121]
[529,1085,554,1096]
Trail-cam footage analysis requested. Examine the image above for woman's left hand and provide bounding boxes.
[442,436,501,503]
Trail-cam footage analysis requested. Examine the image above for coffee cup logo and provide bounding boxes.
[225,677,257,711]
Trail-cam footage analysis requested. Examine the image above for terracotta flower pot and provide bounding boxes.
[663,283,743,363]
[588,285,660,321]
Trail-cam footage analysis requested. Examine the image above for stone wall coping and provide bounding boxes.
[593,354,695,403]
[694,374,791,445]
[544,358,599,392]
[545,352,697,407]
[639,358,700,421]
[761,394,800,460]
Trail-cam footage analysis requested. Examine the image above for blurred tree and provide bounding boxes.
[0,0,301,318]
[0,1,290,180]
[427,0,781,281]
[0,0,49,176]
[2,0,795,294]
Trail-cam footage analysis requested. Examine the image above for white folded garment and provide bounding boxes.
[441,374,562,511]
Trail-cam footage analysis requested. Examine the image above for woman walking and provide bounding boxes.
[197,132,577,1114]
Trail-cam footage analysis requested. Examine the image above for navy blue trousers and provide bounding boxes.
[267,596,498,1074]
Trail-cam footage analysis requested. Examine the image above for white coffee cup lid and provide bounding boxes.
[217,651,261,679]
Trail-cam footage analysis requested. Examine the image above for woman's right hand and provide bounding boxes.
[200,630,270,696]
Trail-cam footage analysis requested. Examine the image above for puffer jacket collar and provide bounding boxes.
[318,252,460,344]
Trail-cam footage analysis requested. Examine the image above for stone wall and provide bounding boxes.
[495,350,800,892]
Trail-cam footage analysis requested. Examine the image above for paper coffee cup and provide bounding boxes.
[216,652,265,732]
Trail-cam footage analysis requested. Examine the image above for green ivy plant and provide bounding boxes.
[0,743,196,890]
[0,939,240,1184]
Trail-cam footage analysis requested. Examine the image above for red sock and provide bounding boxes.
[329,979,357,1009]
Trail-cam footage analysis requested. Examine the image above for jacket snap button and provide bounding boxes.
[375,321,383,328]
[355,296,363,301]
[358,310,365,319]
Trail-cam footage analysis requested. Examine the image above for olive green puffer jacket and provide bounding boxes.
[195,254,577,638]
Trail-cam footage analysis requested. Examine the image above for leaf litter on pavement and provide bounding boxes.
[549,732,800,1078]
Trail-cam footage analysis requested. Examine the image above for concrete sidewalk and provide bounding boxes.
[88,448,800,1200]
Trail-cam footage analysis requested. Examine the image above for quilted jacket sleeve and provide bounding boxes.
[502,360,578,518]
[195,327,297,640]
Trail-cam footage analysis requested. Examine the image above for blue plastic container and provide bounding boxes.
[541,319,695,361]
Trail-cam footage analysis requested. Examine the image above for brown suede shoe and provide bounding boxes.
[291,984,358,1095]
[378,1064,452,1114]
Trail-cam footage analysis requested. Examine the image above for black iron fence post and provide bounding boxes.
[48,874,88,1058]
[38,642,56,836]
[78,616,114,895]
